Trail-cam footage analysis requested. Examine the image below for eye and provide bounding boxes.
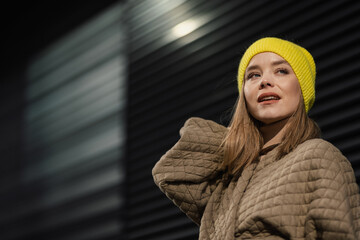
[277,68,289,74]
[247,72,261,80]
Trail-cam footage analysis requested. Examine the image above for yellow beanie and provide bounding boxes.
[238,37,316,112]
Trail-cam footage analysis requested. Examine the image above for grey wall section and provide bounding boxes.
[0,72,26,238]
[0,1,359,239]
[125,0,360,239]
[0,2,127,240]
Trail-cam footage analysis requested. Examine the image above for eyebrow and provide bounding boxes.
[246,60,290,72]
[271,60,290,66]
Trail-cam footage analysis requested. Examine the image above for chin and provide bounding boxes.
[256,115,289,125]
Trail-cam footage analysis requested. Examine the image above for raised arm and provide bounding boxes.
[304,140,360,240]
[152,117,227,224]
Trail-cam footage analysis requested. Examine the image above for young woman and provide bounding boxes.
[152,37,360,239]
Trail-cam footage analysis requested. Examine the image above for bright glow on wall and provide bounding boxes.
[172,19,199,38]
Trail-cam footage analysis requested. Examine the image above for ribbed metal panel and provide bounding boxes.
[125,0,360,239]
[0,3,126,240]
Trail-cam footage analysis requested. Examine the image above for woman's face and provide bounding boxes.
[243,52,301,125]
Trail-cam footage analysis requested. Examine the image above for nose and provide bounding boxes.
[259,77,274,89]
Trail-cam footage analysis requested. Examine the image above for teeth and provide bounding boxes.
[261,96,279,101]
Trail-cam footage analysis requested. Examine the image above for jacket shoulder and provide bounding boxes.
[298,138,337,150]
[294,138,353,172]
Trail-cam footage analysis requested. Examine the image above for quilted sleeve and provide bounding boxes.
[304,140,360,240]
[152,117,227,225]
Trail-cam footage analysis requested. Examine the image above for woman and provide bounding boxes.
[152,37,360,239]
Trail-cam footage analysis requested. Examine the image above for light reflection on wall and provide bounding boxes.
[172,19,199,37]
[19,2,126,239]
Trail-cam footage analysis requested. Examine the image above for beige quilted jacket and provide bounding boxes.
[153,117,360,239]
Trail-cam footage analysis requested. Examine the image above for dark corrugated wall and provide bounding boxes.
[125,0,360,239]
[0,2,127,240]
[0,1,359,239]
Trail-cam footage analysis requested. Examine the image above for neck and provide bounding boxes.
[260,118,289,149]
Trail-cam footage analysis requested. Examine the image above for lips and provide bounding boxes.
[258,92,281,103]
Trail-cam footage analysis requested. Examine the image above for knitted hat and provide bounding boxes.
[237,37,316,112]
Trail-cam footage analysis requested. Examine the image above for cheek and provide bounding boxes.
[285,79,302,107]
[283,77,301,96]
[243,84,258,117]
[243,84,254,103]
[291,81,301,95]
[291,83,302,102]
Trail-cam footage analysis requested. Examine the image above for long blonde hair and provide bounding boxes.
[221,91,321,177]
